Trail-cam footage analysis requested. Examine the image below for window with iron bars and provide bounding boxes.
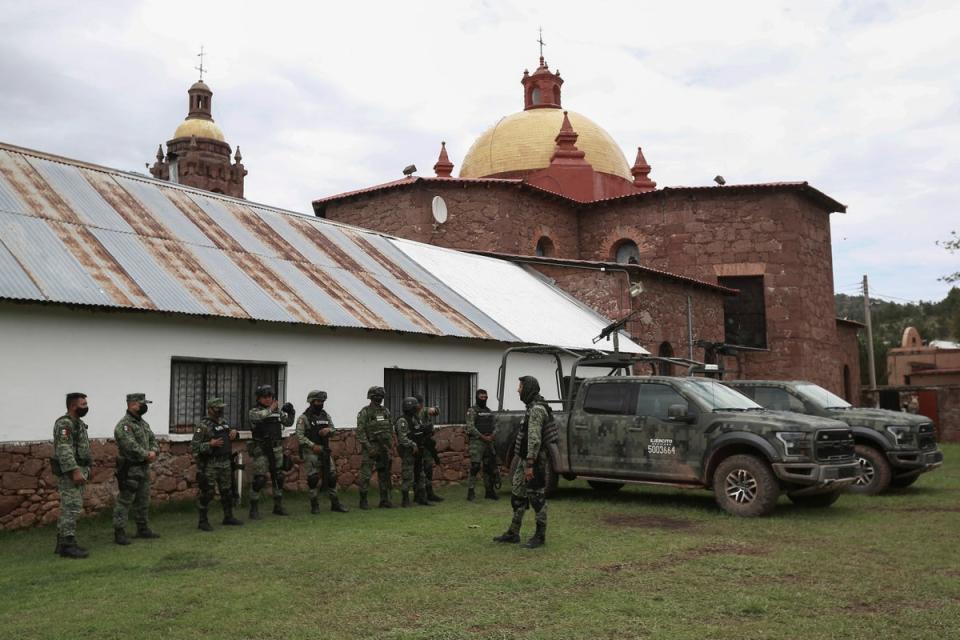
[169,358,287,434]
[383,369,477,425]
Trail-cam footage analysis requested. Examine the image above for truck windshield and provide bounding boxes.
[795,384,852,409]
[681,379,763,411]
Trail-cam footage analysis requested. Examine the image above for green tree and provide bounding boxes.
[938,230,960,283]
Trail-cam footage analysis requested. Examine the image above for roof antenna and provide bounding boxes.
[195,45,207,81]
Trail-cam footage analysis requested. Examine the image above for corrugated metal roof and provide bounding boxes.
[0,141,637,349]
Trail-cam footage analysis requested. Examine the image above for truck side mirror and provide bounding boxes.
[667,404,694,423]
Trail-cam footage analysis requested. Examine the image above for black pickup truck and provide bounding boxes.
[493,348,860,516]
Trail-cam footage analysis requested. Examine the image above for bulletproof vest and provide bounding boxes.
[514,401,553,460]
[252,409,283,441]
[207,419,232,457]
[365,406,393,437]
[305,411,332,447]
[473,406,495,435]
[408,417,429,444]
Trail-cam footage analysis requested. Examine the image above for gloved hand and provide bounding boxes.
[281,402,294,415]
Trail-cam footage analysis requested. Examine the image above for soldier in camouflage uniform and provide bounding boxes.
[52,392,92,559]
[113,392,160,545]
[396,397,433,508]
[466,388,499,501]
[296,390,348,514]
[415,394,444,502]
[191,397,243,531]
[356,385,394,509]
[494,376,549,549]
[247,385,295,519]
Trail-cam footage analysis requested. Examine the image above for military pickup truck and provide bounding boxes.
[723,380,944,495]
[493,348,860,516]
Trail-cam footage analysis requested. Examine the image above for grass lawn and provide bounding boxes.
[2,445,959,640]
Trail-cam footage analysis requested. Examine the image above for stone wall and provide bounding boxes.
[935,386,960,442]
[0,426,472,531]
[323,182,581,258]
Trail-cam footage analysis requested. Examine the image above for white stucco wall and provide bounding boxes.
[0,303,571,442]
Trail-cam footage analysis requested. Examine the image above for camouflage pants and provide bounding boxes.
[56,469,89,537]
[302,449,339,501]
[399,447,427,492]
[113,464,151,528]
[358,442,392,494]
[248,440,284,501]
[196,458,233,511]
[467,438,498,490]
[508,454,547,534]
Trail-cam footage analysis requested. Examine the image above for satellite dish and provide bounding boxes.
[431,196,448,224]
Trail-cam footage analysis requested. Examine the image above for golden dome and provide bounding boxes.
[459,109,632,180]
[173,118,225,142]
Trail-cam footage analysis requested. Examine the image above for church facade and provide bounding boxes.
[317,56,861,399]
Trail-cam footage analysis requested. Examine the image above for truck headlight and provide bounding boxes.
[776,432,812,457]
[886,425,915,447]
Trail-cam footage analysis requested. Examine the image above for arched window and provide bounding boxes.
[535,236,555,257]
[657,342,674,376]
[532,87,541,105]
[553,86,561,105]
[613,239,640,265]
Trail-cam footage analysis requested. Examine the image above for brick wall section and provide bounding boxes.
[324,182,580,257]
[582,191,844,393]
[836,323,863,403]
[935,386,960,442]
[0,426,472,531]
[528,263,726,358]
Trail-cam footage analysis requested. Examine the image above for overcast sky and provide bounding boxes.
[1,0,957,303]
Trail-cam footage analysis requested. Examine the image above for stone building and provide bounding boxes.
[149,78,247,197]
[318,55,860,399]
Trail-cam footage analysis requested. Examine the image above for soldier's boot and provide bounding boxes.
[59,535,89,559]
[222,501,244,526]
[135,523,161,539]
[415,488,433,507]
[114,527,131,546]
[467,487,476,502]
[484,479,499,500]
[54,534,62,555]
[198,509,213,532]
[272,496,289,516]
[378,484,393,508]
[248,500,261,520]
[522,523,546,549]
[492,530,521,543]
[401,491,411,508]
[359,492,370,510]
[310,498,321,515]
[426,485,445,502]
[330,497,348,513]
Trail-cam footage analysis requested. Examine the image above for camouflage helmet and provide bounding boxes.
[207,397,226,409]
[367,386,386,399]
[307,390,328,403]
[255,384,274,398]
[401,396,419,414]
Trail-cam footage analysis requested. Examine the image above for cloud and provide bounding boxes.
[0,0,957,302]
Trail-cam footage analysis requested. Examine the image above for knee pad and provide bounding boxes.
[252,475,267,492]
[529,494,546,513]
[510,495,528,512]
[469,462,481,476]
[307,474,320,489]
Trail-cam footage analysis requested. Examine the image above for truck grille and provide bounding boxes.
[815,429,854,461]
[918,423,937,450]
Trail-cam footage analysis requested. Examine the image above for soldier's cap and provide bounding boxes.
[307,390,328,402]
[126,393,152,404]
[207,397,226,409]
[255,384,274,397]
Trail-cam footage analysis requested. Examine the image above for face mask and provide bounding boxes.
[77,407,89,417]
[310,403,324,413]
[477,396,488,408]
[372,396,384,405]
[139,403,149,416]
[213,408,225,419]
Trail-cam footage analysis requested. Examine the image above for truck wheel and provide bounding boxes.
[788,491,841,508]
[889,475,919,489]
[849,445,891,495]
[587,480,624,493]
[712,454,779,517]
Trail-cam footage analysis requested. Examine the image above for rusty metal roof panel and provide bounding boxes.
[310,224,392,278]
[188,245,294,322]
[115,177,214,247]
[26,156,134,232]
[188,193,275,257]
[321,266,424,333]
[264,259,366,329]
[0,169,28,216]
[88,228,208,314]
[0,236,42,300]
[249,207,340,270]
[0,212,115,306]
